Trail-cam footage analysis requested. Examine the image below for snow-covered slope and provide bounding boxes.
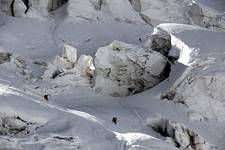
[158,23,225,122]
[0,0,225,150]
[1,0,225,30]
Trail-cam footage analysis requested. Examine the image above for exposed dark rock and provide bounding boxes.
[161,90,176,101]
[94,41,170,96]
[0,114,34,135]
[151,29,172,57]
[22,0,31,13]
[148,118,216,150]
[51,69,63,79]
[33,61,47,67]
[0,51,12,64]
[128,0,141,12]
[53,136,74,142]
[10,0,15,16]
[93,0,103,10]
[139,13,154,27]
[47,0,68,12]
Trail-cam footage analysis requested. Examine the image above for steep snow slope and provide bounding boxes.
[0,16,151,57]
[196,0,225,13]
[0,16,151,77]
[157,24,225,122]
[1,0,225,30]
[0,0,225,150]
[0,18,225,149]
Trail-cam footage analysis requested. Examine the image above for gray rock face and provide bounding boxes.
[162,55,225,122]
[47,0,68,12]
[0,51,12,64]
[52,44,78,70]
[0,113,27,135]
[0,0,68,17]
[151,28,172,57]
[44,44,94,86]
[92,0,103,10]
[13,0,27,17]
[0,0,13,16]
[129,0,142,12]
[186,2,204,27]
[94,41,170,97]
[0,0,26,17]
[185,2,225,31]
[148,118,217,150]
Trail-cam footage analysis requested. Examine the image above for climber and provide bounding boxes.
[139,38,142,42]
[112,116,117,124]
[44,94,49,101]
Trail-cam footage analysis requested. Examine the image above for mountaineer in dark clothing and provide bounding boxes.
[112,116,117,124]
[44,94,49,101]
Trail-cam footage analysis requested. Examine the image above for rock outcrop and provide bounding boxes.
[147,118,217,150]
[93,41,170,96]
[0,113,28,135]
[162,55,225,122]
[77,55,95,78]
[129,0,142,12]
[1,0,224,31]
[44,44,94,84]
[0,0,26,17]
[151,28,172,57]
[52,44,77,70]
[13,0,27,17]
[185,2,225,31]
[62,44,77,64]
[0,0,14,16]
[47,0,68,12]
[0,51,12,64]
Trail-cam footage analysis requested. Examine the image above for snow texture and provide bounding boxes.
[0,0,225,149]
